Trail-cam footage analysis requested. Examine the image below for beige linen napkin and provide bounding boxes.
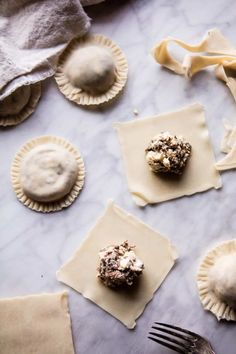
[81,0,105,5]
[0,0,91,100]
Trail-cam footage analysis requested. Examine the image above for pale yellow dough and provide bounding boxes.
[11,136,85,213]
[209,254,236,309]
[21,144,79,202]
[55,34,128,106]
[114,103,221,206]
[220,120,236,154]
[215,120,236,170]
[152,28,236,102]
[57,201,178,329]
[64,45,116,95]
[197,240,236,321]
[0,85,31,115]
[0,83,41,127]
[0,291,75,354]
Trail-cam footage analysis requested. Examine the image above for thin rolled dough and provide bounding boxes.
[220,120,236,154]
[115,103,221,206]
[0,291,75,354]
[152,28,236,102]
[57,201,178,329]
[216,120,236,171]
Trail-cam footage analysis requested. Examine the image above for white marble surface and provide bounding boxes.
[1,1,236,353]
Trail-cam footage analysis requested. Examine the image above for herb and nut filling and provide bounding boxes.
[97,241,144,288]
[145,132,192,175]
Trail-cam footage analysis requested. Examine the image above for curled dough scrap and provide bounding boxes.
[215,146,236,170]
[216,121,236,171]
[152,28,236,101]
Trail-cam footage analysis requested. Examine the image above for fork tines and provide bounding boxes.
[148,322,198,354]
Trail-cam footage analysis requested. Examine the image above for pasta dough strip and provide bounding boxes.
[152,28,236,101]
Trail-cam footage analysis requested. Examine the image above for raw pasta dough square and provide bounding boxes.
[115,103,221,206]
[57,201,178,329]
[0,291,75,354]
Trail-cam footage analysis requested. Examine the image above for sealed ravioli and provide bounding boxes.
[0,83,41,127]
[55,34,128,106]
[11,135,85,212]
[197,240,236,321]
[65,45,116,95]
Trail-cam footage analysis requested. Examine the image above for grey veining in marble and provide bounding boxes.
[1,1,236,353]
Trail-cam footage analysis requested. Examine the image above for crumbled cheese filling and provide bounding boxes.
[97,241,144,288]
[145,131,191,175]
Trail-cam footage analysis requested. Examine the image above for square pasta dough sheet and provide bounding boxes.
[114,103,222,206]
[57,201,178,329]
[0,291,75,354]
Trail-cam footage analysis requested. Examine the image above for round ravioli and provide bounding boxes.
[55,34,128,106]
[64,45,116,95]
[0,86,31,116]
[21,144,78,202]
[208,254,236,309]
[197,240,236,321]
[0,83,41,127]
[11,136,85,212]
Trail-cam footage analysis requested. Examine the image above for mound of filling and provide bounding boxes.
[20,143,78,202]
[97,241,144,288]
[0,86,31,116]
[209,254,236,309]
[145,131,191,175]
[64,45,116,95]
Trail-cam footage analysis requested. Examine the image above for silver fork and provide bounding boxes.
[148,322,216,354]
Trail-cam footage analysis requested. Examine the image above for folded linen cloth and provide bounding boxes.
[81,0,105,5]
[0,0,91,101]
